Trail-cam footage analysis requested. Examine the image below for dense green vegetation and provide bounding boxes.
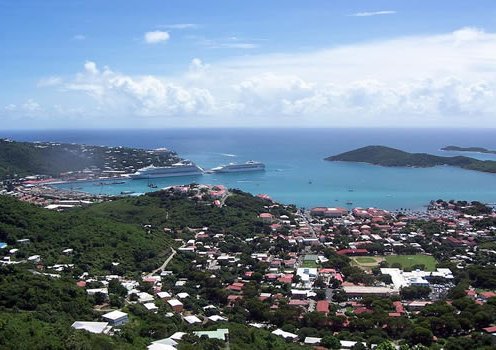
[0,195,174,274]
[0,139,178,178]
[442,145,496,155]
[0,267,139,350]
[326,145,496,174]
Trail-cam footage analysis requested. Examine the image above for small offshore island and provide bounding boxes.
[326,145,496,174]
[441,145,496,155]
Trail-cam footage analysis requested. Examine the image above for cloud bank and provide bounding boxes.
[350,10,397,17]
[6,27,496,127]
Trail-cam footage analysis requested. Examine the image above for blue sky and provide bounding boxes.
[1,0,496,128]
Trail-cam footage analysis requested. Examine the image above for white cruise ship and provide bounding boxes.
[129,161,203,179]
[210,161,265,173]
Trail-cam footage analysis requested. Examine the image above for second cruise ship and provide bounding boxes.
[129,161,203,179]
[209,161,265,173]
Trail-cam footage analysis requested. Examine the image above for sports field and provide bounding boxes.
[354,257,378,264]
[351,256,384,270]
[351,254,437,271]
[301,260,319,268]
[384,255,437,271]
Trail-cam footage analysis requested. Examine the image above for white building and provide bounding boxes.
[71,321,111,334]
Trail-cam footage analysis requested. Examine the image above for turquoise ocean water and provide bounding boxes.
[3,128,496,210]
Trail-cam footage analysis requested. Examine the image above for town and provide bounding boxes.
[1,184,495,349]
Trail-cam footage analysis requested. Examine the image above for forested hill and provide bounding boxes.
[0,138,179,178]
[0,195,175,274]
[0,189,302,349]
[0,188,284,274]
[326,145,496,174]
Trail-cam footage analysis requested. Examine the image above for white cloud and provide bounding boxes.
[23,99,41,112]
[37,76,63,87]
[62,61,216,117]
[197,36,260,49]
[73,34,86,40]
[350,10,396,17]
[33,27,496,127]
[144,31,170,44]
[219,43,258,49]
[4,104,17,112]
[84,61,99,74]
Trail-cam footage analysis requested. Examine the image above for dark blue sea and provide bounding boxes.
[3,128,496,210]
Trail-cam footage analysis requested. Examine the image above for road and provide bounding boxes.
[147,246,178,277]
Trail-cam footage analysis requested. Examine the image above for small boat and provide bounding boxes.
[120,191,134,195]
[346,201,353,205]
[148,184,158,188]
[111,181,126,185]
[308,180,313,184]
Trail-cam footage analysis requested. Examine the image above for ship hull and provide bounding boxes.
[129,171,203,179]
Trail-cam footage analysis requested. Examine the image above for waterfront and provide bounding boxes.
[3,128,496,210]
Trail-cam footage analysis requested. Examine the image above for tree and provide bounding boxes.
[93,292,107,305]
[351,342,367,350]
[321,335,340,349]
[109,279,128,297]
[408,327,433,346]
[376,341,396,350]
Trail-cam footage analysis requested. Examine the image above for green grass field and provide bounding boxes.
[354,257,378,264]
[301,260,319,268]
[384,255,437,271]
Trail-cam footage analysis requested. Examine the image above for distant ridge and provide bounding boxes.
[0,138,179,179]
[325,145,496,174]
[441,145,496,155]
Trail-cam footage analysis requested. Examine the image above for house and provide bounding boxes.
[148,338,178,349]
[259,213,274,223]
[157,291,172,300]
[86,288,109,297]
[102,310,128,326]
[137,292,155,303]
[343,285,399,298]
[310,207,348,218]
[480,291,496,300]
[208,315,228,322]
[316,300,329,315]
[482,326,496,334]
[194,328,229,341]
[304,337,321,345]
[272,329,298,340]
[183,315,202,324]
[71,321,110,334]
[144,303,159,312]
[27,255,41,263]
[406,301,432,311]
[148,344,176,350]
[226,282,244,292]
[176,292,190,299]
[167,299,184,313]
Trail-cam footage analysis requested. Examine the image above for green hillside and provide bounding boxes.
[0,139,179,178]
